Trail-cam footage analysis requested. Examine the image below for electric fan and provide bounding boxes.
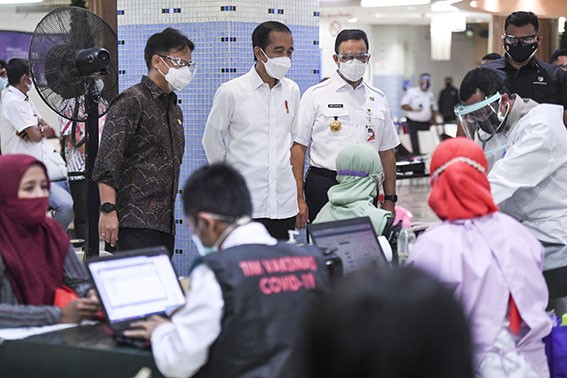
[29,6,118,258]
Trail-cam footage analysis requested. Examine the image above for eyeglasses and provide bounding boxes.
[337,53,371,64]
[502,34,538,46]
[159,55,197,69]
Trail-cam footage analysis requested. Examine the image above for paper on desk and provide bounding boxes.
[0,323,78,340]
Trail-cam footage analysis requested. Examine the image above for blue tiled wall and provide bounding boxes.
[117,4,320,275]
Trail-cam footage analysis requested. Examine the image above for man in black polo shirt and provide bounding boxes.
[479,11,567,127]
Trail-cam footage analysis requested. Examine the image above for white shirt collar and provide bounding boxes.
[248,65,280,90]
[7,85,28,100]
[331,70,366,92]
[221,221,278,249]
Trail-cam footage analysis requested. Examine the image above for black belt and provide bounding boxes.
[308,166,337,179]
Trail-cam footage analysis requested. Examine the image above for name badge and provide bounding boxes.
[328,104,344,108]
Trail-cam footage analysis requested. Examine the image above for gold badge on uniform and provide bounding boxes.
[330,116,342,132]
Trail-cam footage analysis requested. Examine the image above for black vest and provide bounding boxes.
[193,243,329,378]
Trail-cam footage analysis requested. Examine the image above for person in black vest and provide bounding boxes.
[124,163,330,378]
[438,77,459,123]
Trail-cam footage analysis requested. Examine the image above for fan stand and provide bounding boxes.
[84,83,101,258]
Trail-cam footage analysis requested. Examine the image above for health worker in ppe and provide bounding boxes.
[456,67,567,311]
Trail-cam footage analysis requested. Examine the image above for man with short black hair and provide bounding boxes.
[203,21,301,240]
[123,163,329,378]
[551,48,567,71]
[93,28,195,255]
[438,76,459,123]
[0,58,73,231]
[293,29,399,222]
[480,52,501,65]
[481,11,567,127]
[456,67,567,310]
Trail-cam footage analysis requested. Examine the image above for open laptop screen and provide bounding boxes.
[87,247,186,329]
[308,217,389,275]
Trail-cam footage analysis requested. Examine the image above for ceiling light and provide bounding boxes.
[0,0,42,3]
[431,1,458,12]
[361,0,430,7]
[347,17,358,23]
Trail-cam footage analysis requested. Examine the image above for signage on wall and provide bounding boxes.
[0,31,32,62]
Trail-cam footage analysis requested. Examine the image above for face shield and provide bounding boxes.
[454,92,509,142]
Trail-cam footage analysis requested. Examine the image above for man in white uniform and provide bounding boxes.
[400,73,438,156]
[292,29,399,224]
[202,21,300,240]
[0,58,73,231]
[456,67,567,309]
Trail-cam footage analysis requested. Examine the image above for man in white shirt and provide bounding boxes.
[124,163,329,378]
[401,73,439,156]
[292,29,400,223]
[0,58,73,231]
[456,66,567,311]
[202,21,300,240]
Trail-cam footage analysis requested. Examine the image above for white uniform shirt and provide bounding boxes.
[295,70,399,170]
[151,222,277,378]
[0,86,42,160]
[202,67,300,219]
[488,99,567,270]
[401,86,438,122]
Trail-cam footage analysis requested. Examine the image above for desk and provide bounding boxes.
[0,323,164,378]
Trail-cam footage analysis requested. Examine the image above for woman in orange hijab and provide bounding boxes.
[406,138,551,377]
[0,154,100,327]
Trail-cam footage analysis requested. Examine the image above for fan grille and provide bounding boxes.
[29,6,118,121]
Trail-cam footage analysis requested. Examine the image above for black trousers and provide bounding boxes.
[69,179,87,240]
[304,167,338,223]
[117,227,175,258]
[407,119,431,156]
[255,216,297,241]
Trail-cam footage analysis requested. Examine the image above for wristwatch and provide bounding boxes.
[383,194,398,203]
[100,202,117,213]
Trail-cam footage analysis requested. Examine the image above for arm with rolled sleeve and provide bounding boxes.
[202,85,234,163]
[151,264,223,378]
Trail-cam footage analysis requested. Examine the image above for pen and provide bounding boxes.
[284,100,289,114]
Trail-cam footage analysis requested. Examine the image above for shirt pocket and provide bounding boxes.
[322,107,351,137]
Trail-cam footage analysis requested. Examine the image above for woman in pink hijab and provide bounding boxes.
[0,154,100,327]
[406,138,551,377]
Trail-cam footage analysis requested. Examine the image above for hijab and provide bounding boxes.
[429,137,498,220]
[0,154,69,305]
[314,144,391,235]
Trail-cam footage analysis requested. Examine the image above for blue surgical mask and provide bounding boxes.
[0,77,8,89]
[192,234,217,256]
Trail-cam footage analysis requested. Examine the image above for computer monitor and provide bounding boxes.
[308,216,390,275]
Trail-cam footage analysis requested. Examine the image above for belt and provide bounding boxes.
[308,166,337,179]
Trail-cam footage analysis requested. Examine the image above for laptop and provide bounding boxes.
[86,246,186,334]
[308,217,390,275]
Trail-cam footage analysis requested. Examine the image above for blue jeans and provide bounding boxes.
[49,180,74,231]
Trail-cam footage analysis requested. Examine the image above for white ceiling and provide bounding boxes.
[320,0,492,26]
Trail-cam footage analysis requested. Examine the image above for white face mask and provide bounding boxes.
[25,78,33,92]
[261,49,291,80]
[0,77,7,89]
[159,57,194,91]
[338,60,367,82]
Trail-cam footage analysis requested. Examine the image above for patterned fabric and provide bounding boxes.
[92,76,185,234]
[0,247,91,328]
